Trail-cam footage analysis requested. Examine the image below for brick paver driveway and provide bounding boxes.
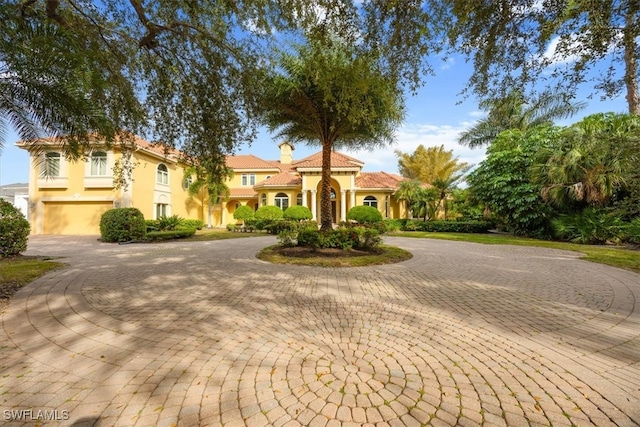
[1,235,639,426]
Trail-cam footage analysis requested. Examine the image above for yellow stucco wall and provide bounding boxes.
[22,142,408,234]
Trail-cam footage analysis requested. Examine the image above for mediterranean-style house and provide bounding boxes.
[17,138,408,234]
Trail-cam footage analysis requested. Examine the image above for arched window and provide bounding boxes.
[363,195,378,208]
[43,152,61,177]
[156,164,169,185]
[90,151,108,176]
[261,193,267,206]
[296,193,303,206]
[274,192,289,210]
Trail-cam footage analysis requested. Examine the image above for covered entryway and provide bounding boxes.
[43,201,113,234]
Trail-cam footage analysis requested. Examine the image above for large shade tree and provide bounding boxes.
[445,1,640,114]
[259,39,405,231]
[1,1,445,161]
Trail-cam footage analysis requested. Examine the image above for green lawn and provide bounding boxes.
[0,257,65,311]
[390,231,640,273]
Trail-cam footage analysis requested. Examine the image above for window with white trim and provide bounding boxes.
[261,193,267,206]
[363,195,378,208]
[43,152,61,177]
[275,192,289,210]
[156,203,168,218]
[296,193,303,206]
[90,151,108,176]
[156,164,169,185]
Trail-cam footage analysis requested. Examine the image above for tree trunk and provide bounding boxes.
[320,142,333,231]
[624,5,640,115]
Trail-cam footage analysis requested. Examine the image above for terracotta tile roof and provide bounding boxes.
[292,151,364,169]
[16,135,183,160]
[226,155,282,170]
[355,172,406,190]
[229,188,257,198]
[257,171,301,187]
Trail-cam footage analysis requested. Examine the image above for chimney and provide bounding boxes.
[279,142,294,164]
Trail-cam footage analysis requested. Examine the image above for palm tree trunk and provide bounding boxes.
[624,6,639,115]
[320,142,333,231]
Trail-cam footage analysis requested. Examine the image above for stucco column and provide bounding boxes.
[311,190,317,221]
[301,190,308,208]
[350,190,356,211]
[221,205,227,226]
[340,190,347,222]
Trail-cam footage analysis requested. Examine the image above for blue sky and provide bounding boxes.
[0,50,628,186]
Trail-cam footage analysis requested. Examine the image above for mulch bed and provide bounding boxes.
[273,246,380,258]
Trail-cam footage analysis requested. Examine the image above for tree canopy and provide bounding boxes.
[259,39,405,231]
[445,1,640,114]
[396,144,470,183]
[1,0,444,159]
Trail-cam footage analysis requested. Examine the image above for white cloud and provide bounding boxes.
[440,57,455,70]
[344,122,487,175]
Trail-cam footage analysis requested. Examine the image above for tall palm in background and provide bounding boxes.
[458,91,585,148]
[183,164,232,228]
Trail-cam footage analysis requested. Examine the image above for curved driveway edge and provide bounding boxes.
[1,235,639,426]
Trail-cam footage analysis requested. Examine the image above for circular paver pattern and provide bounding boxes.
[1,235,639,426]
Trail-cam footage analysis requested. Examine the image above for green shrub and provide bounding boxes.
[283,206,313,221]
[0,199,30,257]
[145,219,159,232]
[234,205,255,222]
[157,214,182,231]
[180,219,204,230]
[100,208,146,243]
[255,205,284,221]
[552,208,624,244]
[623,217,640,244]
[347,205,383,224]
[401,220,492,233]
[226,223,237,232]
[146,228,196,241]
[296,226,381,250]
[383,219,404,232]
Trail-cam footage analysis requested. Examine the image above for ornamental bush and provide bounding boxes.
[99,208,146,243]
[283,206,313,221]
[157,214,182,231]
[180,218,204,230]
[347,205,383,224]
[233,205,255,222]
[255,205,284,221]
[0,199,30,257]
[401,220,492,233]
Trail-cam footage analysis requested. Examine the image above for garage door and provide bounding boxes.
[44,201,113,235]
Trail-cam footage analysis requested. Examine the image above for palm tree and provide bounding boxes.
[394,180,422,219]
[432,176,463,220]
[531,113,638,209]
[395,144,471,184]
[259,39,404,231]
[1,17,132,153]
[183,164,232,228]
[458,91,586,148]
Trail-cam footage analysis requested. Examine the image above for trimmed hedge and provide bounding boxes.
[402,220,492,233]
[0,199,30,257]
[255,205,284,220]
[180,219,204,230]
[283,206,313,221]
[234,205,255,222]
[145,228,196,241]
[100,208,146,242]
[347,205,383,223]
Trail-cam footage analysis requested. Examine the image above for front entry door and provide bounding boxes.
[331,201,337,223]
